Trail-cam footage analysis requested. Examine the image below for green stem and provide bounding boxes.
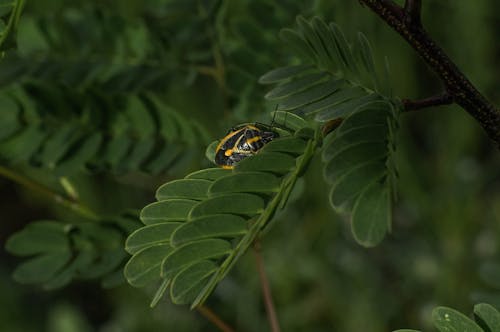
[0,166,99,220]
[0,0,26,53]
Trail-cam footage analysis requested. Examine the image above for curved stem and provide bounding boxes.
[402,92,453,111]
[197,305,235,332]
[253,241,281,332]
[359,0,500,146]
[403,0,421,25]
[0,166,99,220]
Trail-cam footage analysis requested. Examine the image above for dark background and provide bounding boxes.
[1,0,499,331]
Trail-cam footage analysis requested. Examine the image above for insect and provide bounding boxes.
[214,123,279,169]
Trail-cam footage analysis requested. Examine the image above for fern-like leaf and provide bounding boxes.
[0,90,208,175]
[5,213,141,289]
[260,16,391,122]
[261,16,401,247]
[124,112,319,308]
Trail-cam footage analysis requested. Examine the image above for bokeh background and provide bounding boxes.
[1,0,499,331]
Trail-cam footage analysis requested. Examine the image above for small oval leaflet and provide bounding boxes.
[124,244,174,287]
[140,199,198,225]
[234,152,296,175]
[185,168,231,181]
[125,222,182,254]
[156,179,212,201]
[171,214,248,247]
[170,260,218,304]
[209,172,281,196]
[188,193,265,219]
[161,239,232,279]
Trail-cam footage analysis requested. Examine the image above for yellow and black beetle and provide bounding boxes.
[214,123,278,169]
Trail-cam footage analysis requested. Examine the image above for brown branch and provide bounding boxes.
[403,0,421,26]
[253,241,281,332]
[359,0,500,146]
[197,305,235,332]
[402,92,453,111]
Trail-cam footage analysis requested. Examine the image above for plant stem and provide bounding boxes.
[0,166,99,220]
[253,241,281,332]
[197,305,235,332]
[402,92,453,111]
[359,0,500,146]
[403,0,421,25]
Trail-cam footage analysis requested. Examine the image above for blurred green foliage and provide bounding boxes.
[0,0,499,331]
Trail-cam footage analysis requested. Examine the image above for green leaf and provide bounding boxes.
[170,260,217,304]
[39,123,81,168]
[474,303,500,332]
[120,138,155,172]
[351,180,390,247]
[261,137,308,155]
[124,244,173,287]
[392,330,421,332]
[76,225,125,279]
[186,168,231,181]
[0,94,21,141]
[12,252,72,284]
[235,152,296,174]
[43,238,95,290]
[265,72,328,100]
[357,32,380,91]
[125,222,182,254]
[103,134,133,168]
[259,65,313,84]
[329,22,358,75]
[329,162,386,211]
[143,143,183,175]
[382,55,393,97]
[279,28,315,62]
[300,86,363,116]
[156,179,212,201]
[314,93,381,122]
[5,221,69,256]
[188,193,265,219]
[335,100,394,132]
[311,16,341,72]
[432,306,483,332]
[275,79,343,110]
[140,199,198,225]
[129,116,320,307]
[323,143,387,183]
[54,132,102,176]
[297,16,330,69]
[321,98,399,246]
[162,239,232,279]
[205,140,218,165]
[322,124,388,163]
[0,125,46,162]
[171,214,248,247]
[270,111,309,131]
[209,172,281,195]
[150,278,170,308]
